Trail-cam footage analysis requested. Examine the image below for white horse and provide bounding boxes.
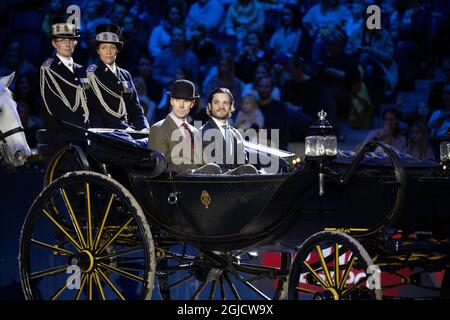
[0,72,31,166]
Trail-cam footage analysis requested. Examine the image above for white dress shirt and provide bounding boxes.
[56,54,74,73]
[169,112,189,138]
[105,63,118,76]
[211,117,229,139]
[211,117,233,155]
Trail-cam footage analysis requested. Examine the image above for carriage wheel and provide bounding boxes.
[43,146,90,188]
[20,171,155,300]
[288,231,382,300]
[155,244,290,300]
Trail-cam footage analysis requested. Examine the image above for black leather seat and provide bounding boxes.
[86,130,167,176]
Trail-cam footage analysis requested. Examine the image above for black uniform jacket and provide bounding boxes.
[40,56,90,148]
[87,60,149,130]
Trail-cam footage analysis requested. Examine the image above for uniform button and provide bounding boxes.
[75,78,78,81]
[117,81,120,84]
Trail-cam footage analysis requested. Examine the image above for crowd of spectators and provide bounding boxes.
[0,0,449,160]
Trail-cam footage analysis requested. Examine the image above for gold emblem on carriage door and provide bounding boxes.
[201,190,211,209]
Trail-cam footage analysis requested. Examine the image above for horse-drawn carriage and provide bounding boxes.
[16,115,450,300]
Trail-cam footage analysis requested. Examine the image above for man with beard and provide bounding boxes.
[202,87,258,174]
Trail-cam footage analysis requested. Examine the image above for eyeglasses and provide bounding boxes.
[55,39,75,44]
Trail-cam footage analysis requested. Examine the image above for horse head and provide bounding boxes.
[0,72,31,166]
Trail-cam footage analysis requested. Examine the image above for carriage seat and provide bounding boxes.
[86,129,167,174]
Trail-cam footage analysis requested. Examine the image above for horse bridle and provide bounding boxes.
[0,126,25,144]
[0,126,25,163]
[0,86,25,157]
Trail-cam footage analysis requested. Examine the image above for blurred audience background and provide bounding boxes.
[0,0,449,161]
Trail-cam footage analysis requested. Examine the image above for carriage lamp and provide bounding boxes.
[292,157,302,166]
[305,110,337,159]
[439,129,450,169]
[305,110,337,196]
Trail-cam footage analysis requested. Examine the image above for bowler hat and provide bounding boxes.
[95,24,123,51]
[167,79,200,100]
[51,16,80,39]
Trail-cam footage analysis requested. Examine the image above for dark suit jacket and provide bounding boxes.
[148,115,203,173]
[40,56,89,147]
[201,118,246,170]
[87,60,148,130]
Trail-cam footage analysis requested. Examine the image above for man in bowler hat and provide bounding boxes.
[149,79,221,174]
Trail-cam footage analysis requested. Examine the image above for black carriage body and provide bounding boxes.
[83,129,450,251]
[129,173,289,250]
[128,163,449,251]
[396,169,449,236]
[286,160,449,244]
[24,125,450,301]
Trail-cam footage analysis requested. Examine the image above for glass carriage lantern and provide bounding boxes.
[305,110,337,196]
[439,128,450,170]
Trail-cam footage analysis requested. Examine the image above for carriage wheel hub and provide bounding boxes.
[313,288,340,300]
[69,250,95,273]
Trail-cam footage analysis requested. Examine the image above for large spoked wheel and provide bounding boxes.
[20,171,155,300]
[288,231,382,300]
[43,146,90,188]
[156,243,290,300]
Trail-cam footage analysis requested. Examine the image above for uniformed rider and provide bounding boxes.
[40,16,90,148]
[87,24,149,131]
